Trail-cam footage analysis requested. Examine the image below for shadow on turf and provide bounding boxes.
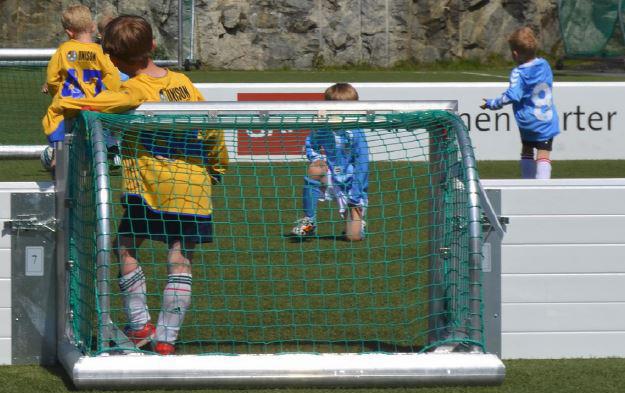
[283,233,352,242]
[43,364,76,390]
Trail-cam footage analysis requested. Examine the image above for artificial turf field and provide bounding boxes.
[1,65,625,392]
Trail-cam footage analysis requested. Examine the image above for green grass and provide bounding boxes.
[2,359,625,393]
[183,67,625,83]
[2,159,624,183]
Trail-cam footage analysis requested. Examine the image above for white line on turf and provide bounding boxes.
[461,71,508,79]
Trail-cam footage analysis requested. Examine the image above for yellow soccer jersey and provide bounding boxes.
[43,40,122,140]
[46,40,121,98]
[44,70,228,217]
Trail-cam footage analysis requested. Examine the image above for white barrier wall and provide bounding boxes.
[0,182,54,365]
[483,179,625,359]
[195,82,625,160]
[0,179,624,361]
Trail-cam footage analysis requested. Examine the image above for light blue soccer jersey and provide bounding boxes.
[305,128,369,205]
[485,58,560,142]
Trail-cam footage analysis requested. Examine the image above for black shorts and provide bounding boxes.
[117,195,213,244]
[522,138,553,152]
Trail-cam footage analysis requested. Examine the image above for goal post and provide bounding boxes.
[55,101,504,389]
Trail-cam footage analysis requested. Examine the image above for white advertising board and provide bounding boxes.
[195,82,625,160]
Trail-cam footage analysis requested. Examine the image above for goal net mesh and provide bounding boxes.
[65,109,483,356]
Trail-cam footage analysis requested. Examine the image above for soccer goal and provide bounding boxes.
[55,100,505,389]
[557,0,625,68]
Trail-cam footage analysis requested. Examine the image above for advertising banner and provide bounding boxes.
[196,82,625,160]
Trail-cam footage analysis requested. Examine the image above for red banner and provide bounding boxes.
[237,92,324,155]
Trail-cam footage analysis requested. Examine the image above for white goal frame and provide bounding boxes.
[55,101,505,389]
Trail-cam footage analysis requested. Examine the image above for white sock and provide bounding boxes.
[119,266,150,329]
[156,273,192,343]
[520,157,536,179]
[536,158,552,179]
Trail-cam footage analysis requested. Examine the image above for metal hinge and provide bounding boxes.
[4,214,57,232]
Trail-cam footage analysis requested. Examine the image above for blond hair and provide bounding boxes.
[508,26,538,62]
[324,83,359,101]
[62,4,93,34]
[97,13,116,35]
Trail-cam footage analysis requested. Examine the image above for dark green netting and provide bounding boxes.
[0,64,49,144]
[559,0,625,57]
[66,110,484,356]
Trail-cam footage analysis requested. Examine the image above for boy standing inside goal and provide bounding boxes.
[291,83,369,241]
[44,15,229,355]
[42,4,121,166]
[481,26,560,179]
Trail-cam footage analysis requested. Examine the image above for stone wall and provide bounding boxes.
[1,0,562,69]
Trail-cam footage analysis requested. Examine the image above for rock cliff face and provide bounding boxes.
[1,0,561,69]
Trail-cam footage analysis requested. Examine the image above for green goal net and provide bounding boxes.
[64,106,484,358]
[558,0,625,58]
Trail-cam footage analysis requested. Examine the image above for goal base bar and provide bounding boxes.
[60,342,505,389]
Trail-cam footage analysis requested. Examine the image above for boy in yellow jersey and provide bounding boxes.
[44,15,229,355]
[42,4,121,150]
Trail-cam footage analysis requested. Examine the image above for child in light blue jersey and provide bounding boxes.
[291,83,369,241]
[481,26,560,179]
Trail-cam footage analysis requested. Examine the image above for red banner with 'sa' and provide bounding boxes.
[237,93,324,155]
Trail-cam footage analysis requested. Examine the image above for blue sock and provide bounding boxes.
[303,177,322,219]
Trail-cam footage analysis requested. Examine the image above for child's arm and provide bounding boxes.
[59,87,142,113]
[305,132,324,162]
[42,88,145,135]
[100,54,122,92]
[45,49,63,97]
[481,69,524,110]
[187,87,228,182]
[348,129,369,205]
[196,129,228,183]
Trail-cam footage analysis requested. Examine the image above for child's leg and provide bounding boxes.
[116,235,150,330]
[302,160,328,219]
[535,149,552,179]
[344,206,365,241]
[520,143,536,179]
[155,239,194,345]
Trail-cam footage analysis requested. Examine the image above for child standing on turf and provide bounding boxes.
[481,26,560,179]
[291,83,369,241]
[43,15,229,355]
[42,4,121,149]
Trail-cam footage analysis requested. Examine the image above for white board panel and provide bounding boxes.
[0,280,9,308]
[0,193,9,220]
[0,249,9,278]
[195,82,625,160]
[502,244,625,274]
[0,225,9,249]
[0,338,10,365]
[502,303,625,332]
[502,332,625,359]
[0,182,54,193]
[482,178,625,188]
[502,274,625,303]
[0,308,9,337]
[503,216,625,244]
[499,188,625,215]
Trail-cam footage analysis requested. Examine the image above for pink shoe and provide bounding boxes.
[124,322,155,348]
[154,341,175,355]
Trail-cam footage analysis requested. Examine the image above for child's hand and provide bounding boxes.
[480,99,489,110]
[41,83,49,94]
